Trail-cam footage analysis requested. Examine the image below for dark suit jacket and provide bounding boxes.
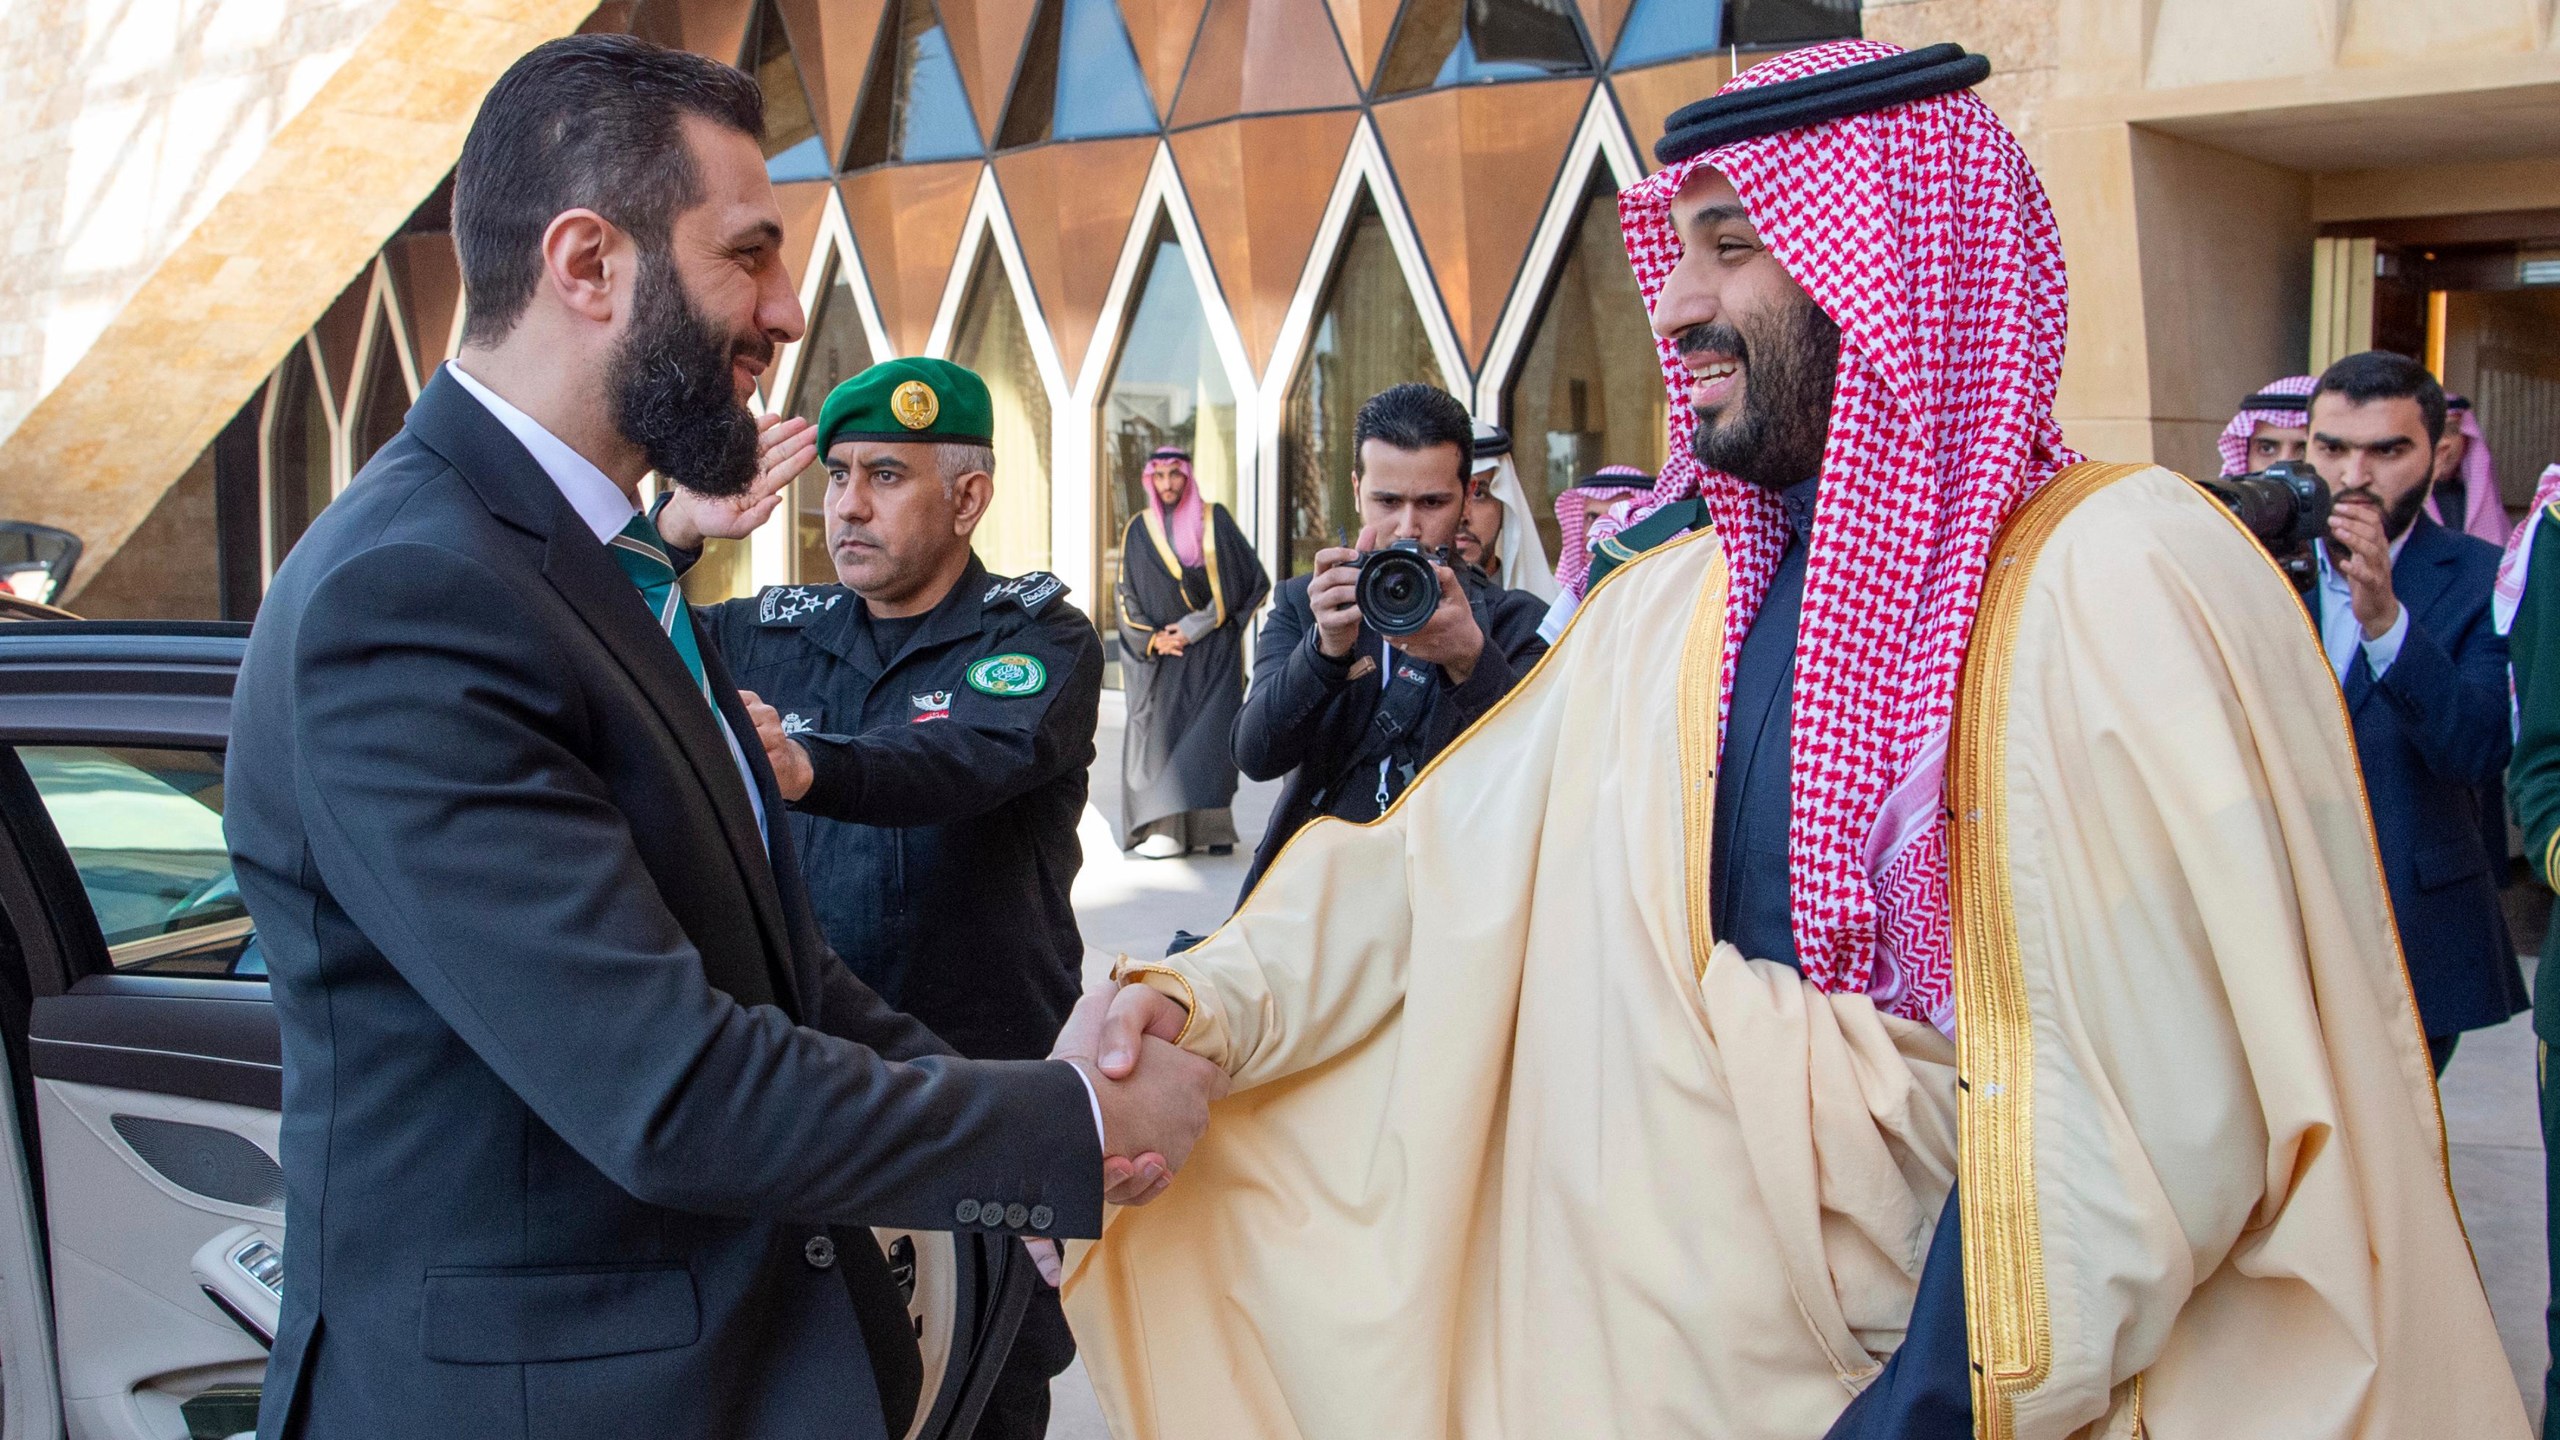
[225,370,1101,1440]
[1232,565,1548,898]
[2330,513,2529,1038]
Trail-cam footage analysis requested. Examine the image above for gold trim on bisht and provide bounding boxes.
[1677,545,1732,983]
[1950,460,2143,1438]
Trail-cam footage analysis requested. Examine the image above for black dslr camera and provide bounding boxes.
[1353,538,1448,636]
[2194,460,2331,591]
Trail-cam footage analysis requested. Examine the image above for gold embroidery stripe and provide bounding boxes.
[1677,547,1729,982]
[1954,459,2142,1438]
[2543,824,2560,897]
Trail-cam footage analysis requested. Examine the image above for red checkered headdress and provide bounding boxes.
[1617,40,2078,1028]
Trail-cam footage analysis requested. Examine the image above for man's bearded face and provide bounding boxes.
[608,248,773,498]
[1678,294,1840,493]
[1650,168,1841,493]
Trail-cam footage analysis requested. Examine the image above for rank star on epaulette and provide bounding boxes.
[758,586,847,626]
[983,572,1066,615]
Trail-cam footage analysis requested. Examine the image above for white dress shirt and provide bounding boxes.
[2315,531,2412,684]
[446,363,1105,1149]
[447,363,770,845]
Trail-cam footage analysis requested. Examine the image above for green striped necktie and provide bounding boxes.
[606,512,715,705]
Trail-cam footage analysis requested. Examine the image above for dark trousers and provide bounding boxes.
[2432,1031,2461,1077]
[2544,1040,2559,1439]
[976,1285,1075,1440]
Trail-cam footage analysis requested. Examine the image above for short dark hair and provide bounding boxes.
[1352,383,1474,488]
[454,35,764,346]
[2311,350,2446,448]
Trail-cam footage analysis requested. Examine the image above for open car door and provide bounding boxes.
[0,621,1021,1440]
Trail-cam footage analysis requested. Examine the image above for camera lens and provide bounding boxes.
[1356,545,1441,637]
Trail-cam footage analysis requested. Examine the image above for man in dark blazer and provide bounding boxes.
[2304,352,2528,1074]
[1232,384,1549,901]
[223,37,1216,1440]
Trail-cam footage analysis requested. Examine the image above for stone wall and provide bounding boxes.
[0,0,401,443]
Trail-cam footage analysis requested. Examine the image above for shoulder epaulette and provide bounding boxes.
[983,571,1067,616]
[756,584,850,627]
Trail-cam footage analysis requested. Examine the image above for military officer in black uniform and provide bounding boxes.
[658,357,1103,1440]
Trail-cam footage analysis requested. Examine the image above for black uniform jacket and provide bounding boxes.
[698,559,1104,1061]
[1232,565,1548,899]
[224,370,1101,1440]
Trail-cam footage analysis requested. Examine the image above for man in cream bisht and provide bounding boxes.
[1059,40,2524,1439]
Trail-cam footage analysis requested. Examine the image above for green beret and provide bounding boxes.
[815,357,996,452]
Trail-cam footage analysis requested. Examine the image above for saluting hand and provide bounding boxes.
[738,690,814,802]
[2326,493,2402,640]
[656,415,815,552]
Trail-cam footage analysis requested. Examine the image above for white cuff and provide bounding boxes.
[1066,1059,1106,1150]
[2361,604,2411,678]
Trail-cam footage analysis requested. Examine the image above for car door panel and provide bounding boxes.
[38,1079,271,1440]
[31,976,279,1112]
[0,625,1023,1440]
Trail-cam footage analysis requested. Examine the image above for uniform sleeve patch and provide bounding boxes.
[758,585,848,626]
[966,653,1048,697]
[982,572,1066,616]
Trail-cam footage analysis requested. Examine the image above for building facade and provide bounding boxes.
[9,0,2560,624]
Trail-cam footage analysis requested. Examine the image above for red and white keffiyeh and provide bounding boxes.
[2431,401,2511,546]
[2214,374,2315,477]
[1553,465,1651,595]
[2494,463,2560,636]
[1616,39,2079,1028]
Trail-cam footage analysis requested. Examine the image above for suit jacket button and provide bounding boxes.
[804,1235,837,1270]
[982,1199,1004,1225]
[1003,1202,1030,1229]
[955,1200,982,1225]
[1029,1204,1054,1232]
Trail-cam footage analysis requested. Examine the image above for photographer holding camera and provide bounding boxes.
[2300,351,2526,1075]
[1231,383,1548,902]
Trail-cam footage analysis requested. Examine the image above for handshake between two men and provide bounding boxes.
[1048,976,1214,1213]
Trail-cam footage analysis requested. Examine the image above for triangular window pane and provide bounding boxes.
[950,247,1053,576]
[1100,222,1239,639]
[998,0,1159,148]
[786,255,878,583]
[1727,0,1858,48]
[746,0,832,181]
[350,310,415,474]
[1504,176,1666,561]
[846,0,987,169]
[1377,0,1592,98]
[265,343,333,569]
[1610,0,1721,67]
[1282,196,1445,574]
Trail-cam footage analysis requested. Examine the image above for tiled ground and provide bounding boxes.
[1049,691,2550,1435]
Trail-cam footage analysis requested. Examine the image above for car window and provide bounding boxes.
[19,746,256,978]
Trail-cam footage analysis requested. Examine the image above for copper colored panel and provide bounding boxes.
[776,0,891,159]
[1575,0,1634,59]
[1611,52,1729,171]
[1170,109,1360,371]
[1373,79,1589,366]
[992,137,1158,378]
[629,0,756,59]
[839,161,983,354]
[1324,0,1400,88]
[1168,0,1360,127]
[1117,0,1213,115]
[773,180,837,295]
[939,0,1043,141]
[311,270,373,414]
[384,234,463,368]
